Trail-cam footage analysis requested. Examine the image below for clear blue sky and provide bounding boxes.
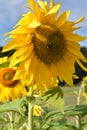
[0,0,87,47]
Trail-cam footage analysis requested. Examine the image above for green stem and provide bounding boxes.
[18,123,27,130]
[75,115,81,130]
[8,112,14,130]
[27,102,34,130]
[77,85,83,105]
[75,85,84,129]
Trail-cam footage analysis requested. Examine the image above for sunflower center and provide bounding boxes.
[33,25,65,64]
[48,33,63,51]
[4,73,13,80]
[0,68,16,86]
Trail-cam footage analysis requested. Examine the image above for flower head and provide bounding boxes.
[81,76,87,101]
[33,105,42,116]
[0,58,27,102]
[3,0,87,94]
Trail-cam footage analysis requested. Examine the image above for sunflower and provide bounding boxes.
[81,76,87,101]
[3,0,87,94]
[33,105,42,116]
[82,92,87,101]
[0,58,27,102]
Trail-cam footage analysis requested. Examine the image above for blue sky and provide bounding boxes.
[0,0,87,47]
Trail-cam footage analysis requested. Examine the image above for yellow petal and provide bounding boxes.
[49,0,54,8]
[45,66,53,85]
[66,41,80,50]
[28,0,41,20]
[9,34,27,40]
[24,52,34,72]
[57,59,73,86]
[3,32,9,36]
[14,12,35,27]
[65,33,87,42]
[2,40,26,52]
[66,44,87,62]
[63,54,75,73]
[50,64,58,78]
[28,19,41,28]
[38,0,47,11]
[45,2,60,16]
[0,57,8,64]
[10,44,33,67]
[75,16,84,24]
[73,74,79,79]
[77,60,87,71]
[56,10,70,27]
[58,21,74,31]
[10,26,29,34]
[59,17,84,32]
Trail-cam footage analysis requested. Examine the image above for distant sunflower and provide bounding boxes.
[0,58,27,102]
[3,0,87,94]
[33,105,42,116]
[82,92,87,101]
[81,76,87,101]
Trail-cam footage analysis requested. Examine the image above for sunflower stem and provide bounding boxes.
[27,88,34,130]
[75,84,84,129]
[27,102,34,130]
[7,112,14,130]
[77,84,84,105]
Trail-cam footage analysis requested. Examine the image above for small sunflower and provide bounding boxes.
[33,105,42,116]
[81,76,87,101]
[0,58,27,102]
[3,0,87,94]
[82,92,87,101]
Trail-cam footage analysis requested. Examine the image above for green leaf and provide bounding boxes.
[44,111,63,121]
[81,124,87,130]
[42,124,50,130]
[65,105,87,116]
[42,87,64,113]
[14,115,27,129]
[43,87,64,99]
[0,119,10,127]
[0,62,9,68]
[0,97,26,115]
[42,119,68,130]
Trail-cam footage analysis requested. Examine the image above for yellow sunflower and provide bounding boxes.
[33,105,42,116]
[82,92,87,101]
[0,58,27,102]
[81,76,87,101]
[3,0,87,94]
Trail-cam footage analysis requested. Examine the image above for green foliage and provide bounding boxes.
[0,97,26,114]
[0,62,9,68]
[64,105,87,117]
[42,87,64,113]
[0,85,87,130]
[0,97,27,130]
[33,104,87,130]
